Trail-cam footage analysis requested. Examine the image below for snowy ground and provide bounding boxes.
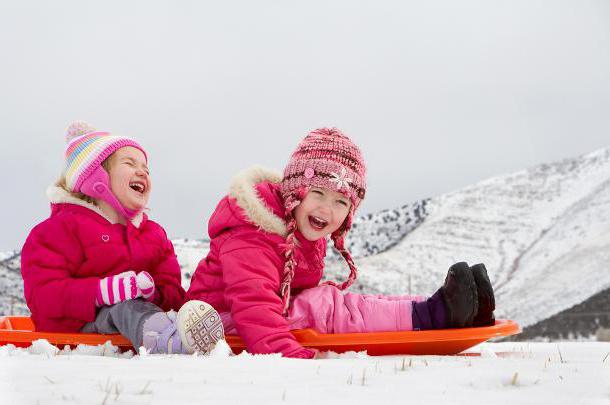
[1,341,608,405]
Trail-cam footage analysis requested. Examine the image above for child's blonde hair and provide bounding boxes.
[55,155,114,205]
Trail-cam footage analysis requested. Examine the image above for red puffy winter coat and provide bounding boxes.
[21,186,186,332]
[186,167,325,358]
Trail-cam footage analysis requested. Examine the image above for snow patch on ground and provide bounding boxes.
[0,341,608,405]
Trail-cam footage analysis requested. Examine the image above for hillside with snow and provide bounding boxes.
[2,147,610,337]
[324,147,610,332]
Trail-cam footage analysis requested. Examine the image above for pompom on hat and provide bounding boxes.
[63,121,147,219]
[278,127,367,312]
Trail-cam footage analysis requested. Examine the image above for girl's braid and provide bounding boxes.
[279,191,302,313]
[323,206,358,290]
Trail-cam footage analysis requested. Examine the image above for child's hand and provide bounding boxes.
[94,271,155,307]
[135,271,155,301]
[95,271,141,307]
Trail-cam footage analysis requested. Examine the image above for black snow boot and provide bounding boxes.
[440,262,478,328]
[470,263,496,327]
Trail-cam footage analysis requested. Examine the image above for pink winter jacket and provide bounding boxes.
[186,167,325,358]
[21,186,186,333]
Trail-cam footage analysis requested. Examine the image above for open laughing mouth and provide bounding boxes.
[129,181,146,194]
[308,215,328,231]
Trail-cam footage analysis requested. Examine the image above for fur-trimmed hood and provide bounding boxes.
[46,185,145,228]
[206,166,287,238]
[228,166,285,236]
[187,166,327,359]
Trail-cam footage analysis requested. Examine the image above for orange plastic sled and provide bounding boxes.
[0,316,520,356]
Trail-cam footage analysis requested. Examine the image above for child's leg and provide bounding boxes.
[284,263,489,333]
[411,290,448,330]
[81,299,193,354]
[80,299,161,348]
[375,263,495,328]
[287,285,418,333]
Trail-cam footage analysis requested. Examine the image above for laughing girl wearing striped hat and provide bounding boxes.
[21,122,223,355]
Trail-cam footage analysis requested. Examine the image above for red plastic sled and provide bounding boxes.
[0,316,520,356]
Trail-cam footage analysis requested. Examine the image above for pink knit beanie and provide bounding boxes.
[63,121,147,219]
[278,127,367,312]
[280,127,366,208]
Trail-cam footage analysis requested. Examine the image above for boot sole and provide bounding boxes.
[442,262,478,328]
[177,300,225,354]
[470,264,496,326]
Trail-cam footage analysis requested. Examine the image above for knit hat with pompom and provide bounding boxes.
[63,121,147,219]
[278,127,367,313]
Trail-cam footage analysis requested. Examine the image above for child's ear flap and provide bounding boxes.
[295,186,308,200]
[285,187,308,213]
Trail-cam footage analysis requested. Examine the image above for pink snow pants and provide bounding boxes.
[220,285,427,334]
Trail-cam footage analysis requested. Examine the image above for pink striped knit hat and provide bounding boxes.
[63,121,147,219]
[278,127,366,312]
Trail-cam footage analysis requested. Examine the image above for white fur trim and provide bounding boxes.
[46,186,144,228]
[228,166,287,237]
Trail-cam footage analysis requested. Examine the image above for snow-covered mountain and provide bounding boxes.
[0,250,28,316]
[325,147,610,332]
[329,199,430,258]
[2,147,610,338]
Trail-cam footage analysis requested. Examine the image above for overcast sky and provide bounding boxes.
[1,1,609,250]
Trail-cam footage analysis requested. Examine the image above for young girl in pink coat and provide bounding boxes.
[182,128,495,358]
[21,122,223,355]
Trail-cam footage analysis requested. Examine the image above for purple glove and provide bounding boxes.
[95,271,155,307]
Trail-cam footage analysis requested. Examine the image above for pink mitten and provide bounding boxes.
[136,271,155,301]
[95,271,140,307]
